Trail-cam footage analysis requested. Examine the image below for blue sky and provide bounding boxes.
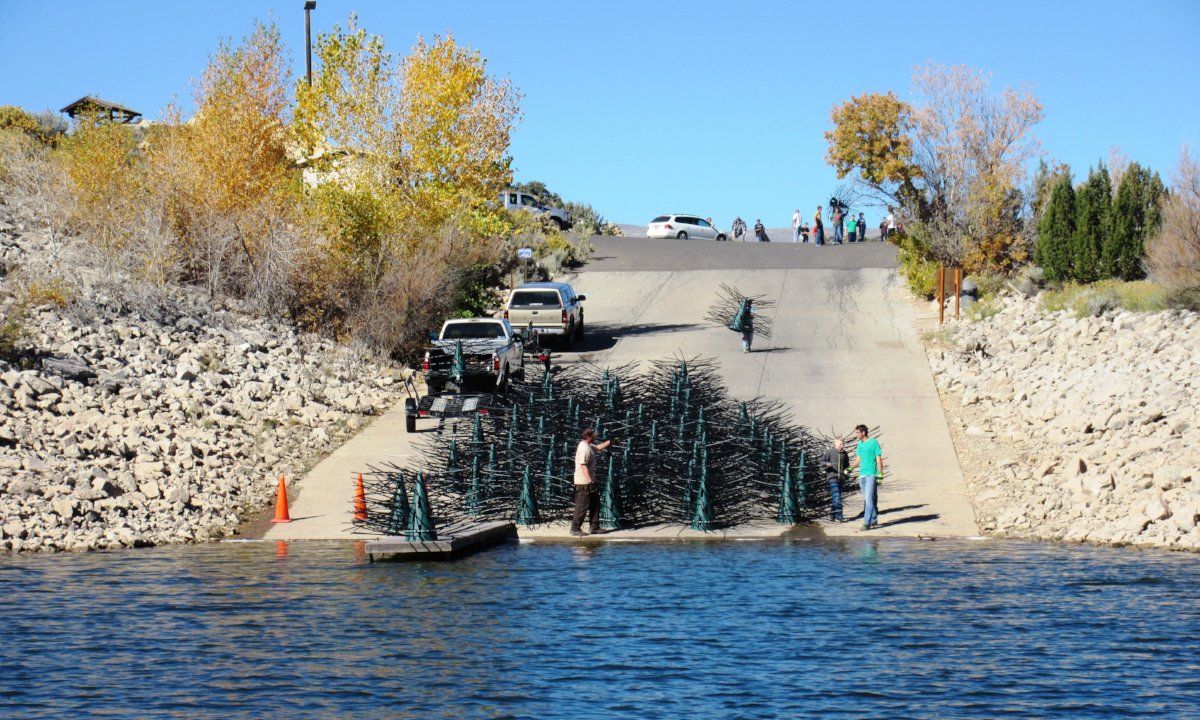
[2,0,1197,229]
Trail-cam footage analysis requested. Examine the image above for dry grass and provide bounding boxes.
[1042,279,1168,317]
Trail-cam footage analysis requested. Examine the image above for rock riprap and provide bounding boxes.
[0,211,406,552]
[926,294,1200,551]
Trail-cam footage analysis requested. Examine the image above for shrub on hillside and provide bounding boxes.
[894,226,938,299]
[0,130,71,242]
[1146,148,1200,292]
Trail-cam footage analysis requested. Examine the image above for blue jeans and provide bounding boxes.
[858,475,878,526]
[827,474,843,520]
[834,224,843,243]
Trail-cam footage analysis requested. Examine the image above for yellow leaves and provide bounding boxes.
[396,34,522,229]
[189,21,292,222]
[293,15,396,174]
[824,92,920,203]
[56,111,141,251]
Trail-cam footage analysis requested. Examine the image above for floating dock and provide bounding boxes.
[365,521,516,562]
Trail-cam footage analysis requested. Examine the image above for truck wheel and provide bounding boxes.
[562,324,575,349]
[552,217,566,231]
[576,317,584,340]
[404,398,416,433]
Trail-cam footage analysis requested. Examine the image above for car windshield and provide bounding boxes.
[441,323,506,340]
[650,215,670,223]
[509,290,562,308]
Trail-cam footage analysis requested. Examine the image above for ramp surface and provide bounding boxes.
[263,238,977,541]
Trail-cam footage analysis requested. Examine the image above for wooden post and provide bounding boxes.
[937,266,946,325]
[954,267,962,320]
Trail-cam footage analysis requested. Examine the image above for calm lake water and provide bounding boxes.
[2,536,1199,719]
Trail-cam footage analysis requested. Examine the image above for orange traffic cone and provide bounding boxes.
[271,474,292,523]
[354,473,367,522]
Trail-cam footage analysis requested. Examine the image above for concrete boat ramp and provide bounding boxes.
[257,238,979,556]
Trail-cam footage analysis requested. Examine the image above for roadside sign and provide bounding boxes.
[517,247,533,259]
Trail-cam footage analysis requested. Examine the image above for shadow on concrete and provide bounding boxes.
[879,513,940,528]
[880,504,927,515]
[569,323,702,353]
[750,346,793,354]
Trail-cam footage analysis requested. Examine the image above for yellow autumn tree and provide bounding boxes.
[825,92,921,209]
[146,19,303,305]
[186,20,293,235]
[56,109,142,252]
[290,18,523,354]
[395,34,522,234]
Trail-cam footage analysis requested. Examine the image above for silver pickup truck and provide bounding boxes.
[503,282,586,348]
[422,318,525,392]
[500,190,572,230]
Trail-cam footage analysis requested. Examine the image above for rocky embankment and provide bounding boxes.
[926,295,1200,551]
[0,211,407,552]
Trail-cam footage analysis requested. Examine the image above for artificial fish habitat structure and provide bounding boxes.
[354,356,838,537]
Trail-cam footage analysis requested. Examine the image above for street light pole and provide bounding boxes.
[304,1,316,86]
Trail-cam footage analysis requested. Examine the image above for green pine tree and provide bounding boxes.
[1104,162,1168,281]
[1035,170,1076,282]
[1071,165,1112,283]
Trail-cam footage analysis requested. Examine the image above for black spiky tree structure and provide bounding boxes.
[704,284,775,341]
[355,355,838,536]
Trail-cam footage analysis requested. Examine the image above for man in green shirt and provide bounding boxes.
[852,424,883,530]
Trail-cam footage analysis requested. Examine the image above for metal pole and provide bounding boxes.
[304,2,315,87]
[937,266,945,325]
[954,268,962,320]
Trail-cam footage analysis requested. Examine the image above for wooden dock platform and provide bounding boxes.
[365,521,516,562]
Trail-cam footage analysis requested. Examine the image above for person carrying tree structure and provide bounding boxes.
[732,298,755,352]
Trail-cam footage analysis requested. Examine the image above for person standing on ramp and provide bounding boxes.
[851,424,884,530]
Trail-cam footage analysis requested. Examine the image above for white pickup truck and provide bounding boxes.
[501,190,572,230]
[422,318,526,393]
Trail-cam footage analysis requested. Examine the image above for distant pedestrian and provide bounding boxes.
[856,212,866,242]
[851,424,883,530]
[878,216,888,243]
[820,437,850,522]
[732,216,747,242]
[792,209,803,243]
[754,219,769,242]
[813,206,824,246]
[846,214,857,245]
[571,427,616,536]
[832,205,844,244]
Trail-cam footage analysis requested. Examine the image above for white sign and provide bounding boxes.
[517,247,533,259]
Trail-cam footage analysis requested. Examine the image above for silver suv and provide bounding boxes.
[503,282,586,347]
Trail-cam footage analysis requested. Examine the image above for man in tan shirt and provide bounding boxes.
[571,427,615,536]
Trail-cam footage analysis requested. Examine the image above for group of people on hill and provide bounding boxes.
[729,206,899,244]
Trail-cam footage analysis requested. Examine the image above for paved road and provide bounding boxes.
[586,236,895,272]
[263,237,978,542]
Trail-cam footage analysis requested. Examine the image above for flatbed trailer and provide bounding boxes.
[404,322,553,433]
